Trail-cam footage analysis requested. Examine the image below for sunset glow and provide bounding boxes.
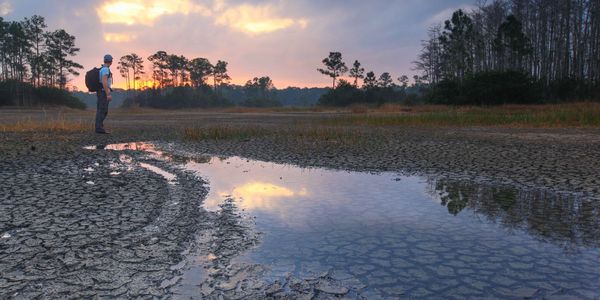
[104,33,135,42]
[5,0,466,89]
[223,182,308,211]
[97,0,210,26]
[215,4,307,34]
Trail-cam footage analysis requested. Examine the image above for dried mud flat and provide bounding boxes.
[1,110,600,298]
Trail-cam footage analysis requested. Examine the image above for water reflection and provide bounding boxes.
[185,156,600,298]
[87,143,600,298]
[431,179,600,249]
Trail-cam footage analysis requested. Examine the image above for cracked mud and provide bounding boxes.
[1,111,600,299]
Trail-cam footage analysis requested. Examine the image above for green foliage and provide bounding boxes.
[494,15,531,71]
[318,79,408,107]
[0,81,85,109]
[0,13,82,109]
[377,72,394,88]
[325,103,600,128]
[126,86,232,109]
[318,80,365,106]
[240,97,282,108]
[189,58,213,88]
[118,53,145,90]
[439,9,474,79]
[213,60,231,93]
[317,52,348,88]
[362,71,377,90]
[416,3,600,102]
[428,71,541,105]
[349,60,365,87]
[44,29,83,88]
[33,86,86,109]
[242,76,281,107]
[547,78,600,102]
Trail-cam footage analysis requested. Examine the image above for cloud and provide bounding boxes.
[0,1,12,16]
[426,4,475,26]
[97,0,211,26]
[96,0,307,37]
[215,3,308,34]
[104,32,137,42]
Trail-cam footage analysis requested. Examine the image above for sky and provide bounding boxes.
[1,0,473,90]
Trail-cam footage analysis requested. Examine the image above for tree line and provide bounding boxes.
[0,15,84,108]
[316,51,425,106]
[122,52,282,108]
[414,0,600,104]
[118,51,231,93]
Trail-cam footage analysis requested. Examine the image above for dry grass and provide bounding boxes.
[183,125,270,140]
[324,102,600,128]
[0,117,91,133]
[183,123,378,146]
[218,106,328,114]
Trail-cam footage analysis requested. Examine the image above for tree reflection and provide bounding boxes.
[430,179,600,249]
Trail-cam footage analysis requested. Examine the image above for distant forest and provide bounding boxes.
[318,0,600,106]
[74,86,327,110]
[414,0,600,105]
[0,15,85,109]
[2,1,599,109]
[115,51,327,109]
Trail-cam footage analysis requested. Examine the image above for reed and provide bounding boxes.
[324,103,600,127]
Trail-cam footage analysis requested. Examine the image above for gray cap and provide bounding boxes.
[104,54,113,62]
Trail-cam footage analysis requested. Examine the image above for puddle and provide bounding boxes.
[185,156,600,298]
[85,142,600,298]
[85,142,170,161]
[139,162,177,184]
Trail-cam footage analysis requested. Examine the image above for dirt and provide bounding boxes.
[1,108,599,298]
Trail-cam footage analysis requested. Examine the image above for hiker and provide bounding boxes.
[95,54,113,134]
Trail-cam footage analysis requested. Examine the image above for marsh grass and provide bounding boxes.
[183,125,270,140]
[325,103,600,127]
[0,116,91,133]
[183,123,378,146]
[220,107,327,113]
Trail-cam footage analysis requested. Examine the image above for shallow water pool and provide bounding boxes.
[86,142,600,298]
[184,156,600,298]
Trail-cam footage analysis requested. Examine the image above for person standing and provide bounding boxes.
[96,54,113,134]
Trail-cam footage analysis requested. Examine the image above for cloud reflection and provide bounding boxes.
[204,181,309,212]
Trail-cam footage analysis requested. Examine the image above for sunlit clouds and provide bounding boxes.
[0,1,12,16]
[7,0,472,89]
[97,0,307,35]
[215,4,308,34]
[103,33,136,42]
[97,0,211,26]
[202,182,309,212]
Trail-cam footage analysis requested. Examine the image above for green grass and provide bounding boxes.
[324,103,600,128]
[183,103,600,145]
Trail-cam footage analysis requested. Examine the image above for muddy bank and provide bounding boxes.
[168,126,600,199]
[1,111,600,298]
[0,144,207,298]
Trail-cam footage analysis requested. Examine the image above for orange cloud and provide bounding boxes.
[103,33,136,42]
[215,4,308,34]
[97,0,211,26]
